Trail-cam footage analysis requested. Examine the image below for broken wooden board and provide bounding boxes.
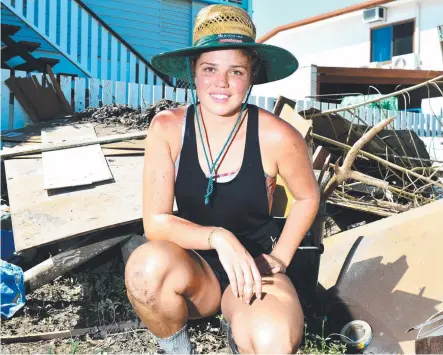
[5,154,143,252]
[302,107,431,168]
[42,123,113,190]
[319,199,443,354]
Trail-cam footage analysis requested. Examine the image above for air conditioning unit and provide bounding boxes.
[363,6,387,23]
[392,53,421,70]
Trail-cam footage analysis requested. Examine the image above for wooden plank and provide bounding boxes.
[5,152,143,252]
[1,321,144,344]
[90,18,99,77]
[400,111,407,130]
[110,37,118,81]
[102,80,112,105]
[425,113,430,137]
[34,72,43,85]
[60,0,68,51]
[266,97,275,112]
[128,82,139,108]
[431,114,437,138]
[15,0,23,16]
[1,69,12,131]
[153,85,163,102]
[257,96,265,109]
[438,115,442,136]
[414,112,420,136]
[140,84,152,108]
[5,76,40,124]
[120,45,128,82]
[420,113,425,136]
[70,1,78,61]
[138,62,146,85]
[129,53,136,83]
[115,81,126,104]
[164,86,174,100]
[147,69,154,85]
[89,78,100,108]
[248,95,257,105]
[47,66,74,114]
[175,88,186,103]
[407,111,414,131]
[42,123,113,190]
[60,75,72,107]
[74,77,86,112]
[101,28,109,80]
[49,0,57,42]
[27,0,35,25]
[24,234,133,291]
[13,71,28,129]
[80,8,89,68]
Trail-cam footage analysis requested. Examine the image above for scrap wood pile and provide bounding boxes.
[1,70,442,352]
[284,74,443,219]
[0,92,187,351]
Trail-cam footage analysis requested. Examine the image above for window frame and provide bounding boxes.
[369,18,416,63]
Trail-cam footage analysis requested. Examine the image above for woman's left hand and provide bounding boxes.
[254,253,287,276]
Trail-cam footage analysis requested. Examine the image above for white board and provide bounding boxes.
[42,123,113,190]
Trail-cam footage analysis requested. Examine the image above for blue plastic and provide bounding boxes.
[0,259,25,319]
[1,230,16,261]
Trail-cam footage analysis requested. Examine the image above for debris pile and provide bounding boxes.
[81,99,182,130]
[1,73,442,353]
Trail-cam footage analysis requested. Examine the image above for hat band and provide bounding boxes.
[194,33,255,47]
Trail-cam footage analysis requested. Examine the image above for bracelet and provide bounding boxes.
[208,227,223,249]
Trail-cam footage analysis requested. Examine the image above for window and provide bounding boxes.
[371,21,414,62]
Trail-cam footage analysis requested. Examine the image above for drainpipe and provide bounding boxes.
[415,0,421,57]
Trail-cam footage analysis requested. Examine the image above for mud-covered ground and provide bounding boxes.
[1,256,231,354]
[1,247,347,355]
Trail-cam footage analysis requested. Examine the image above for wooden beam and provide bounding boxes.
[317,66,443,80]
[317,66,443,85]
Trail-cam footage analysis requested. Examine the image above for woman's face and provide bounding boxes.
[194,49,252,117]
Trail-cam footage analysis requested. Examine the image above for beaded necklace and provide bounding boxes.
[185,58,253,205]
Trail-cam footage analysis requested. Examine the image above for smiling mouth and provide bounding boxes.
[210,94,230,101]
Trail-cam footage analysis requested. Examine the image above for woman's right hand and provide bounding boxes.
[211,229,262,304]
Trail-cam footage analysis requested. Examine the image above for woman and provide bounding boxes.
[125,4,320,354]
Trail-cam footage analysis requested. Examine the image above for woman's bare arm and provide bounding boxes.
[143,109,263,300]
[269,120,321,267]
[142,110,217,250]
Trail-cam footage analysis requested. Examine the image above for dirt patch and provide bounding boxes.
[1,256,231,354]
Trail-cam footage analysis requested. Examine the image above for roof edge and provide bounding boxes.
[257,0,396,44]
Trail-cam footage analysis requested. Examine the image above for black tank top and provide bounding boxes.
[175,104,280,257]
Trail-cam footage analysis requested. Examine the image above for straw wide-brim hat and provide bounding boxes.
[150,5,298,85]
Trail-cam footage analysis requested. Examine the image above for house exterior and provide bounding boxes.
[251,0,443,111]
[1,0,251,85]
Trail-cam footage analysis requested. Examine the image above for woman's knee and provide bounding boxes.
[232,312,304,354]
[125,240,191,304]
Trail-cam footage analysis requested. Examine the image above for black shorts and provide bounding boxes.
[193,249,231,293]
[193,219,284,293]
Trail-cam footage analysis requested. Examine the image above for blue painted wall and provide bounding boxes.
[79,0,249,60]
[80,0,192,60]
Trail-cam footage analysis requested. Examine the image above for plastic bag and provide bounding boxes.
[0,259,25,319]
